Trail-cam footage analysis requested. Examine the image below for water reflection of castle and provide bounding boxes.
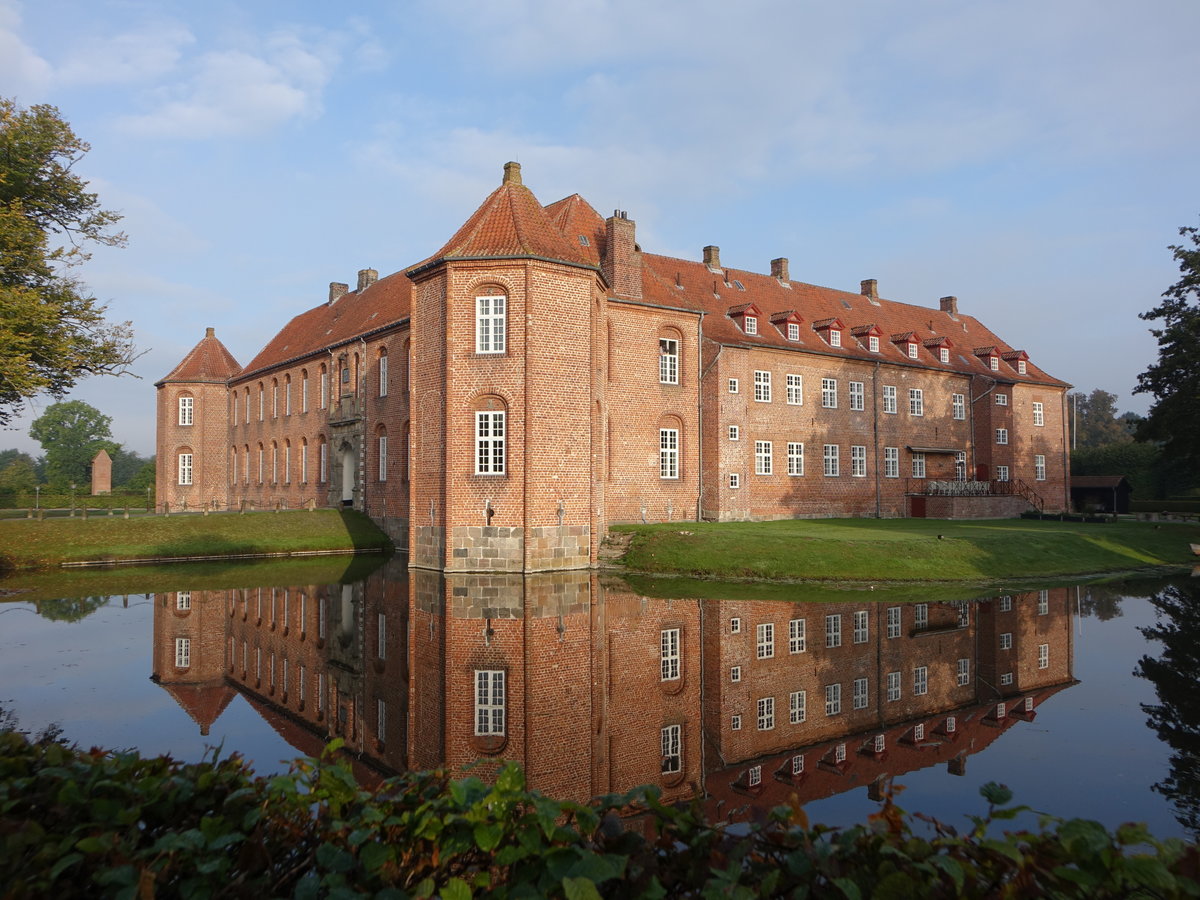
[151,560,1076,816]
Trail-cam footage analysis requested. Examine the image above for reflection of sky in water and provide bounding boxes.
[0,582,1187,838]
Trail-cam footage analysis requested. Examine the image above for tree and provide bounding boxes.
[0,97,136,425]
[1136,221,1200,467]
[0,455,37,495]
[1067,388,1133,449]
[28,400,116,488]
[108,445,148,487]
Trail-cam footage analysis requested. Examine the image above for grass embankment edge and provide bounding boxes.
[610,517,1200,586]
[0,509,392,575]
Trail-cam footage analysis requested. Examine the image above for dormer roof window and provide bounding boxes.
[974,346,1001,371]
[812,317,845,348]
[924,336,953,365]
[1002,349,1030,375]
[729,302,763,337]
[852,324,882,353]
[770,310,804,342]
[891,331,920,359]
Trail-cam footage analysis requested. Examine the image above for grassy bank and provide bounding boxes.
[0,509,391,574]
[613,517,1200,584]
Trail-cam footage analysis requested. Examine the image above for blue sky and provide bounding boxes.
[2,0,1198,457]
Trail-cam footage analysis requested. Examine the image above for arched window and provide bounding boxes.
[319,364,329,409]
[472,395,507,475]
[244,387,251,424]
[231,391,238,424]
[300,370,309,413]
[272,379,279,418]
[476,291,507,354]
[258,383,265,421]
[317,435,328,483]
[257,443,264,484]
[300,438,309,483]
[177,448,194,485]
[378,348,389,398]
[271,441,279,484]
[376,426,388,482]
[243,445,250,484]
[283,440,291,484]
[230,446,238,484]
[658,415,683,480]
[178,393,194,426]
[284,375,292,416]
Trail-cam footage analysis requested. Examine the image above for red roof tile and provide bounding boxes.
[543,193,606,267]
[157,327,242,385]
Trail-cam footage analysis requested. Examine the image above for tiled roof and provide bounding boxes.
[157,327,242,385]
[410,163,596,275]
[158,682,237,736]
[1070,475,1130,489]
[543,193,606,267]
[237,271,412,379]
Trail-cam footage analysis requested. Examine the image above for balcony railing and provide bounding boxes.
[906,478,1044,511]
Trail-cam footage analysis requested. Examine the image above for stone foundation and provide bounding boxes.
[917,494,1033,519]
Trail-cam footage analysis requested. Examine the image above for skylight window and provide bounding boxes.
[732,280,746,291]
[578,235,590,246]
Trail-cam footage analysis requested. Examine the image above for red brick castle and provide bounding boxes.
[156,162,1069,571]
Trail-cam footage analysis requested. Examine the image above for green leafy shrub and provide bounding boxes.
[1,731,1197,898]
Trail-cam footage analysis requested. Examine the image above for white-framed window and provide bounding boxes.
[377,435,387,481]
[957,658,970,686]
[996,465,1010,482]
[786,373,803,405]
[914,666,928,696]
[757,697,775,730]
[747,764,761,785]
[852,610,868,644]
[661,724,682,774]
[476,411,506,475]
[789,690,806,724]
[887,606,901,638]
[990,356,999,371]
[787,442,804,476]
[659,338,679,384]
[911,452,926,478]
[301,373,309,412]
[177,452,193,486]
[1032,401,1044,427]
[176,591,190,610]
[728,473,740,489]
[1018,359,1028,374]
[258,386,264,421]
[913,723,926,742]
[379,354,389,396]
[996,427,1008,445]
[1000,595,1013,612]
[728,425,739,441]
[476,294,506,354]
[996,393,1008,406]
[868,335,880,353]
[823,444,839,477]
[907,342,919,359]
[475,670,505,735]
[731,715,742,731]
[377,613,387,660]
[825,613,841,648]
[755,440,772,475]
[744,316,758,335]
[886,670,901,702]
[730,666,741,683]
[789,618,806,653]
[884,447,899,478]
[1000,672,1014,686]
[914,603,928,629]
[849,381,864,410]
[834,743,847,763]
[940,347,950,364]
[1038,643,1049,669]
[829,329,842,348]
[1038,590,1049,615]
[271,443,278,484]
[952,393,965,420]
[853,677,868,709]
[851,445,866,477]
[178,395,193,426]
[825,683,842,716]
[1035,455,1046,481]
[300,441,308,483]
[754,370,771,402]
[660,428,679,479]
[175,637,190,668]
[1000,632,1013,650]
[319,441,328,483]
[320,369,329,409]
[787,322,800,341]
[728,378,739,394]
[272,382,279,418]
[756,623,774,659]
[909,388,924,416]
[821,377,837,408]
[376,698,386,738]
[954,451,966,481]
[883,385,897,414]
[730,617,741,634]
[661,628,680,681]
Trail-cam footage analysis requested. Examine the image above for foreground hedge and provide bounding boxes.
[1,732,1197,899]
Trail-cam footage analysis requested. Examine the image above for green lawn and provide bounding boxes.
[612,517,1200,584]
[0,509,392,574]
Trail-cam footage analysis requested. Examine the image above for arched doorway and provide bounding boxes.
[339,441,357,506]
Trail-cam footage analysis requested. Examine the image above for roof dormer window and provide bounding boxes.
[744,316,757,335]
[787,322,799,341]
[907,342,919,359]
[729,302,763,337]
[771,309,804,342]
[1018,360,1027,375]
[940,347,950,364]
[812,317,845,348]
[1002,350,1030,375]
[990,356,999,371]
[869,335,879,352]
[830,329,842,348]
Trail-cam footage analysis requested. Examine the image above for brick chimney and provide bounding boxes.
[357,268,378,292]
[329,282,349,304]
[940,295,958,315]
[205,327,215,338]
[771,257,789,281]
[860,279,878,301]
[703,245,721,270]
[603,210,642,299]
[503,161,522,186]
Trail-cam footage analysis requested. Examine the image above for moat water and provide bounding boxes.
[1,557,1196,840]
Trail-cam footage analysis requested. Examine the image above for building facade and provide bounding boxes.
[156,163,1070,572]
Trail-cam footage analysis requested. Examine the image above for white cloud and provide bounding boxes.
[56,21,194,87]
[117,28,339,139]
[0,0,52,96]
